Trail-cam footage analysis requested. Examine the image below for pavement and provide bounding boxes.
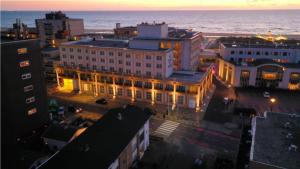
[235,87,300,115]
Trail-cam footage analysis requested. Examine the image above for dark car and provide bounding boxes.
[144,107,157,115]
[95,98,108,104]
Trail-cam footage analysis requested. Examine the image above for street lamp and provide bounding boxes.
[270,98,276,112]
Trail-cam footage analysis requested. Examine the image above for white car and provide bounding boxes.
[263,92,270,98]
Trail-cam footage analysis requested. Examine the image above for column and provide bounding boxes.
[55,68,60,87]
[151,81,155,105]
[112,76,116,99]
[77,72,82,94]
[196,85,201,111]
[172,83,176,110]
[94,74,98,96]
[131,79,135,102]
[225,65,229,82]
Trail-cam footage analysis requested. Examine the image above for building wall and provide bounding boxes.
[137,23,168,39]
[2,39,49,144]
[60,45,173,79]
[250,160,284,169]
[66,19,84,37]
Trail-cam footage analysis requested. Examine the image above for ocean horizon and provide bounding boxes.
[1,10,300,34]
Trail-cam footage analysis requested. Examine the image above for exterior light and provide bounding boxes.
[270,98,276,103]
[270,97,276,112]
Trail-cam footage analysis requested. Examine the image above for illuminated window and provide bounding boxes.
[24,85,33,92]
[26,96,35,104]
[108,87,113,94]
[28,108,37,116]
[156,93,162,102]
[146,92,151,100]
[20,60,30,67]
[117,88,123,96]
[21,73,31,80]
[127,89,132,97]
[178,96,184,104]
[18,48,27,54]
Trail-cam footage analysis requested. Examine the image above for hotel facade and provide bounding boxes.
[217,37,300,90]
[55,23,213,111]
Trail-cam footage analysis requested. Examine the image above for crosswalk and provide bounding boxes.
[153,120,180,137]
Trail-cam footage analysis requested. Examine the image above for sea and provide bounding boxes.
[1,10,300,34]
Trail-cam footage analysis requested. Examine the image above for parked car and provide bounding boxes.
[263,91,270,98]
[58,106,65,116]
[95,98,108,104]
[75,107,83,113]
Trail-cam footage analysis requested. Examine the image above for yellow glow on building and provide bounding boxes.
[262,72,277,80]
[59,78,74,92]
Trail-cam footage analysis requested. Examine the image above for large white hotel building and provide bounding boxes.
[217,37,300,90]
[55,23,213,111]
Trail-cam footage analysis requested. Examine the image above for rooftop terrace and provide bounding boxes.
[251,112,300,169]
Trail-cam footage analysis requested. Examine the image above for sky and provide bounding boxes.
[2,0,300,11]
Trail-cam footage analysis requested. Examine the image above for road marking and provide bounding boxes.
[153,120,180,138]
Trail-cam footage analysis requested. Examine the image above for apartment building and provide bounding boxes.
[41,47,60,82]
[56,38,213,111]
[217,37,300,90]
[1,39,49,169]
[36,11,84,48]
[38,106,152,169]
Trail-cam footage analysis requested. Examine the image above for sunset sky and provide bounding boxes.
[2,0,300,11]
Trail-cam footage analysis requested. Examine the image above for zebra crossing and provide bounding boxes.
[153,120,180,137]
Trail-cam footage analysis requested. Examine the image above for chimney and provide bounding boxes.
[116,23,121,29]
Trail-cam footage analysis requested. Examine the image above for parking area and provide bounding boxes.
[236,88,300,115]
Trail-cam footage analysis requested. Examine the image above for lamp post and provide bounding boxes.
[270,98,276,112]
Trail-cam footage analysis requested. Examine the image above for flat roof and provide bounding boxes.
[236,59,300,69]
[42,125,78,142]
[168,71,205,84]
[39,106,151,169]
[251,112,300,169]
[63,39,170,51]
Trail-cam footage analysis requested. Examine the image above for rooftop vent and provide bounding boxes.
[81,144,90,152]
[286,133,293,140]
[284,122,291,129]
[288,144,298,152]
[117,113,122,121]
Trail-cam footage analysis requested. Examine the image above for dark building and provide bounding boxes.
[1,39,49,169]
[38,106,151,169]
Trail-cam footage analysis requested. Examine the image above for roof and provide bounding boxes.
[168,71,205,84]
[38,106,152,169]
[237,59,300,69]
[42,125,78,142]
[250,112,300,169]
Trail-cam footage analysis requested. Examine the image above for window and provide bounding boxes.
[63,61,67,66]
[117,88,123,96]
[24,85,33,92]
[99,51,104,55]
[146,63,151,68]
[93,65,97,70]
[231,51,235,55]
[136,91,142,99]
[126,61,131,66]
[118,68,123,73]
[265,52,269,56]
[126,69,131,74]
[156,73,162,78]
[20,60,30,67]
[248,51,252,55]
[70,48,74,52]
[126,54,131,58]
[156,56,162,60]
[127,89,132,97]
[283,52,287,56]
[91,50,96,54]
[155,83,163,90]
[118,52,122,56]
[156,64,162,68]
[91,58,96,62]
[21,73,31,80]
[256,51,260,55]
[28,108,37,115]
[101,66,106,71]
[156,93,162,102]
[239,51,243,55]
[146,92,151,100]
[78,56,82,60]
[109,59,114,63]
[146,55,151,60]
[77,49,81,53]
[26,96,35,104]
[144,82,152,89]
[118,60,123,64]
[70,55,74,59]
[18,48,27,54]
[109,51,114,56]
[71,62,75,67]
[136,70,141,75]
[62,54,67,58]
[100,86,105,93]
[274,52,278,56]
[108,87,113,94]
[109,67,114,72]
[146,71,151,76]
[136,62,141,67]
[86,56,89,60]
[61,48,66,52]
[178,96,184,104]
[85,49,89,53]
[100,58,105,63]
